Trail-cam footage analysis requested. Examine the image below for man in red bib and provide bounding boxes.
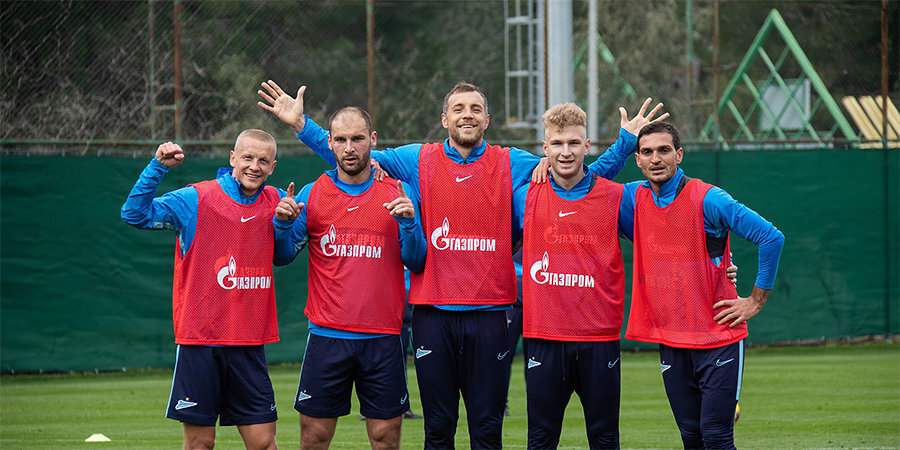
[621,122,785,448]
[516,103,644,448]
[274,107,426,449]
[122,129,298,449]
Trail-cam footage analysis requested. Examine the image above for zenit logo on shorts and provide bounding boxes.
[430,217,497,252]
[175,399,197,410]
[319,224,385,259]
[530,252,596,288]
[216,256,272,290]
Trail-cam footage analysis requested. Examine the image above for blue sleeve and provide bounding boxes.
[271,186,297,266]
[120,158,198,256]
[618,181,641,241]
[278,183,314,261]
[371,145,423,197]
[509,147,542,191]
[512,183,529,243]
[395,181,427,273]
[703,187,785,290]
[587,128,637,180]
[296,116,337,167]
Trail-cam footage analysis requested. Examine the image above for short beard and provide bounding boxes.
[449,127,482,148]
[338,153,371,177]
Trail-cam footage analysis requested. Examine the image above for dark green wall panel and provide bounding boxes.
[2,148,897,372]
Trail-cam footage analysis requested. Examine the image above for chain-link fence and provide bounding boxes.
[1,0,896,154]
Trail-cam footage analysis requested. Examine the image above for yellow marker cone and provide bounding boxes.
[85,433,111,442]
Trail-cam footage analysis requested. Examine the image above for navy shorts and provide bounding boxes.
[294,333,410,419]
[166,345,277,426]
[411,306,511,449]
[659,340,744,449]
[525,338,621,449]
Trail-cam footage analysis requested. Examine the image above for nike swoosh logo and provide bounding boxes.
[455,175,473,182]
[240,215,256,223]
[715,358,735,367]
[347,206,360,212]
[558,211,576,217]
[608,357,619,369]
[497,350,510,360]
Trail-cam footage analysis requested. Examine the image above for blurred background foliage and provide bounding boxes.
[1,0,895,153]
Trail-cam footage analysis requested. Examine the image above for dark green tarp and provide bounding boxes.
[1,148,897,372]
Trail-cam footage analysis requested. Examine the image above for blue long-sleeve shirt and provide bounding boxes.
[274,168,426,339]
[619,168,785,290]
[120,158,295,265]
[296,116,637,310]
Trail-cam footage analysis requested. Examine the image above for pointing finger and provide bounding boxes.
[397,180,408,199]
[286,182,295,198]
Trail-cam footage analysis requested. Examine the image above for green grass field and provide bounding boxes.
[2,344,898,448]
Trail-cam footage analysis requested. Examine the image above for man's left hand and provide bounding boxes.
[713,286,771,328]
[384,180,415,219]
[619,97,669,136]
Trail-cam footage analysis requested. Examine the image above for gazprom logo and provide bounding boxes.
[217,256,238,289]
[429,217,496,252]
[319,224,383,259]
[320,224,339,256]
[529,252,595,288]
[216,256,271,290]
[530,252,551,284]
[430,218,452,250]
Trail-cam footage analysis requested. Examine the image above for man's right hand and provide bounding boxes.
[275,182,303,221]
[257,80,307,133]
[531,157,551,183]
[155,141,184,168]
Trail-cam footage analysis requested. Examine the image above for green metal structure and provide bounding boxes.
[574,33,636,101]
[699,9,857,148]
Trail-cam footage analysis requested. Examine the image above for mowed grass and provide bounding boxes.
[1,344,898,448]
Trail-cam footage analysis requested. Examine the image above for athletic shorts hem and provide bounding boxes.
[294,404,351,419]
[167,411,218,427]
[359,404,410,420]
[220,411,278,426]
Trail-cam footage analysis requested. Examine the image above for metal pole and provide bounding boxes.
[148,0,156,139]
[174,0,183,141]
[881,0,891,335]
[546,0,573,107]
[543,0,548,115]
[712,0,720,145]
[367,0,376,125]
[588,0,598,151]
[685,0,693,139]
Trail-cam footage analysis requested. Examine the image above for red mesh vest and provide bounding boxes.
[625,179,747,349]
[305,174,405,334]
[522,177,625,341]
[409,142,515,305]
[172,180,279,345]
